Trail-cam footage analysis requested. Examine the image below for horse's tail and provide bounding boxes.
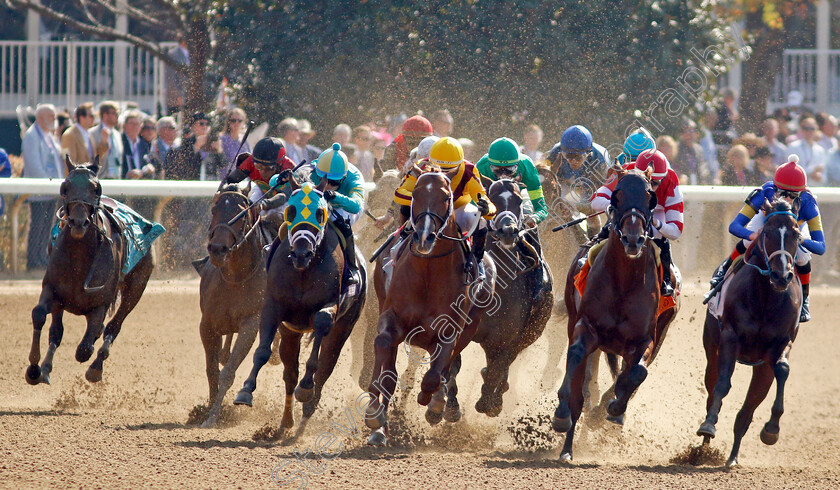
[605,353,619,379]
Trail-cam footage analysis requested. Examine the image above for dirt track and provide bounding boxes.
[1,277,839,489]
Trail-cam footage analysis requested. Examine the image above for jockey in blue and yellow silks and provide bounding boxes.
[709,155,825,322]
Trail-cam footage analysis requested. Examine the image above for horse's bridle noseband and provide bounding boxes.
[410,186,463,243]
[611,206,653,241]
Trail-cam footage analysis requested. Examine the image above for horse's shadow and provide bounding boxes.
[174,439,280,450]
[628,464,731,475]
[123,422,186,431]
[482,459,600,470]
[0,409,79,417]
[331,445,413,461]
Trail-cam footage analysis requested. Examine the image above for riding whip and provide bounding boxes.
[551,210,605,232]
[226,158,309,226]
[369,223,407,263]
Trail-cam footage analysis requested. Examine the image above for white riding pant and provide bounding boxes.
[455,202,481,237]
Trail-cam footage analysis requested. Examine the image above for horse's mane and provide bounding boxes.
[769,199,792,213]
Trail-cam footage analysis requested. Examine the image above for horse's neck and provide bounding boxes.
[221,224,263,279]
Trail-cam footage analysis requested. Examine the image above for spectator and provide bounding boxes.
[149,116,178,175]
[719,144,760,186]
[699,110,719,179]
[22,103,64,269]
[165,34,190,114]
[816,112,838,152]
[297,119,322,162]
[788,117,827,184]
[220,108,251,173]
[458,138,476,162]
[164,112,225,181]
[56,111,72,138]
[773,108,793,143]
[522,124,544,162]
[0,149,11,218]
[826,146,840,186]
[760,118,788,167]
[121,110,153,179]
[352,125,375,181]
[61,101,96,165]
[377,115,433,180]
[371,133,387,175]
[333,123,352,147]
[656,135,678,163]
[89,100,123,179]
[733,133,765,167]
[278,118,302,163]
[432,109,454,137]
[753,146,775,181]
[713,88,738,145]
[674,120,712,184]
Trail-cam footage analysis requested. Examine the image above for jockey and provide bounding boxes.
[377,115,434,180]
[615,127,656,167]
[708,155,824,322]
[224,137,295,198]
[475,137,548,227]
[591,149,683,297]
[305,143,365,285]
[546,125,611,238]
[393,136,496,279]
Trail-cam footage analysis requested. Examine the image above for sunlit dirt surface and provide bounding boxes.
[1,277,839,488]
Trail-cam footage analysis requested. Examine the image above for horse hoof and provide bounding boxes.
[200,416,218,429]
[726,457,738,468]
[417,391,432,406]
[233,391,253,407]
[697,422,716,439]
[281,414,294,430]
[367,430,387,447]
[294,385,313,404]
[443,405,462,423]
[486,402,503,418]
[605,413,625,426]
[425,407,443,425]
[552,415,572,433]
[559,452,573,462]
[607,399,626,417]
[75,344,94,363]
[480,367,488,380]
[85,367,103,383]
[25,365,42,385]
[760,425,779,445]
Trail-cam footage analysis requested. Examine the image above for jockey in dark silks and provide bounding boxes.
[547,125,610,240]
[708,155,825,322]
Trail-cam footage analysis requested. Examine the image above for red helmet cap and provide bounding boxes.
[633,149,669,180]
[402,115,433,136]
[774,154,807,191]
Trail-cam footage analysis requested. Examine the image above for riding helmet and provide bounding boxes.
[429,137,465,169]
[487,137,521,166]
[560,125,593,154]
[623,128,655,161]
[252,137,287,166]
[633,149,669,180]
[315,143,349,180]
[774,154,807,192]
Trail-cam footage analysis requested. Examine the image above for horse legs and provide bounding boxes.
[700,312,721,444]
[35,306,64,386]
[295,306,337,403]
[558,350,590,462]
[26,289,56,385]
[553,320,597,434]
[219,334,233,367]
[366,311,401,438]
[302,315,354,419]
[200,317,222,408]
[442,353,462,423]
[726,363,775,467]
[203,317,260,428]
[234,302,283,407]
[760,343,792,447]
[279,330,303,429]
[476,349,514,418]
[607,349,650,419]
[75,306,108,364]
[697,330,739,440]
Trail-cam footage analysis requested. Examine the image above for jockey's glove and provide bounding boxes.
[324,190,337,201]
[275,169,293,186]
[476,197,490,216]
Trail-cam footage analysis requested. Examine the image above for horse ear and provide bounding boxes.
[761,198,772,214]
[444,166,459,181]
[610,189,620,208]
[316,207,326,226]
[790,196,801,215]
[88,154,100,176]
[644,166,653,181]
[284,205,296,224]
[480,174,494,188]
[648,190,658,210]
[64,154,75,174]
[315,177,328,193]
[239,179,251,195]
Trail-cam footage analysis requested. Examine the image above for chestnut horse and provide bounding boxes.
[698,199,802,467]
[198,182,268,427]
[234,181,367,429]
[473,179,553,417]
[365,171,496,446]
[26,156,154,385]
[552,169,678,461]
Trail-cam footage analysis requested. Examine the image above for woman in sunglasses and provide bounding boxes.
[221,108,251,167]
[708,154,825,322]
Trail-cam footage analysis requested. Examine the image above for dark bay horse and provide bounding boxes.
[552,169,678,461]
[698,199,802,467]
[366,171,497,446]
[473,179,553,417]
[198,181,268,427]
[234,181,367,430]
[26,156,153,385]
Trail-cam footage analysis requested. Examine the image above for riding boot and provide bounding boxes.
[800,283,810,323]
[709,257,733,289]
[654,237,674,297]
[334,216,360,286]
[472,226,488,282]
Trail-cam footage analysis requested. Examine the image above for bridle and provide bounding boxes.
[208,191,262,256]
[409,174,464,244]
[745,210,799,278]
[610,206,653,242]
[57,169,109,238]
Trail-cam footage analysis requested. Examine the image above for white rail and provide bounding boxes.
[769,48,840,105]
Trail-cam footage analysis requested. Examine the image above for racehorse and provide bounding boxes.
[198,182,268,427]
[365,171,496,446]
[552,168,679,461]
[233,180,367,430]
[473,179,553,417]
[25,156,154,385]
[697,199,802,467]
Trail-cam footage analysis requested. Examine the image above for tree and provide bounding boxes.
[5,0,218,115]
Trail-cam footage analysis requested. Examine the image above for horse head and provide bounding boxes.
[60,155,102,239]
[609,168,656,258]
[410,171,455,255]
[488,179,524,249]
[756,198,801,291]
[207,180,253,266]
[284,182,328,270]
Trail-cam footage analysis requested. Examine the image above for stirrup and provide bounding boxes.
[660,282,674,297]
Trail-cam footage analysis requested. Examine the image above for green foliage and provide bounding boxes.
[215,0,743,148]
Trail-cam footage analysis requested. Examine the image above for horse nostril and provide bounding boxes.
[620,236,629,246]
[636,237,645,248]
[785,272,794,284]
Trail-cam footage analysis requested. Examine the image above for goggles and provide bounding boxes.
[327,177,345,187]
[778,189,801,200]
[490,163,518,177]
[562,151,590,164]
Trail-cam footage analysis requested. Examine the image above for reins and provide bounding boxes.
[744,210,798,277]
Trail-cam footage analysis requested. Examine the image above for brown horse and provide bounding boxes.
[698,199,802,467]
[472,179,554,417]
[198,182,268,427]
[552,169,678,461]
[26,156,154,385]
[365,171,496,446]
[234,179,367,429]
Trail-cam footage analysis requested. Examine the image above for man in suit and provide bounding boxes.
[149,116,179,177]
[121,110,153,179]
[88,100,123,179]
[22,104,64,269]
[61,102,96,164]
[165,34,190,115]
